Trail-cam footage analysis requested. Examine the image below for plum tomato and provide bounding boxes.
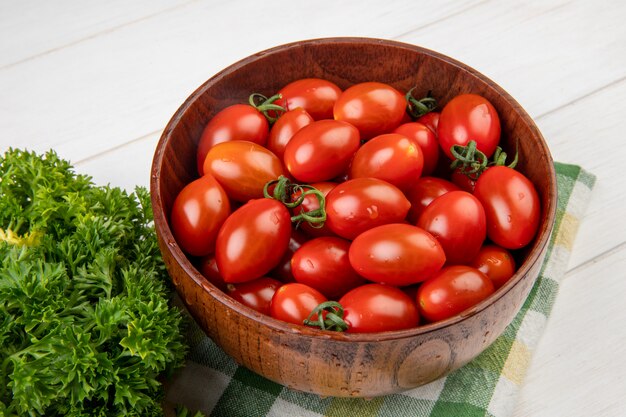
[270,283,327,325]
[198,254,228,291]
[450,168,478,192]
[291,181,338,238]
[417,190,486,265]
[270,228,310,282]
[291,237,366,299]
[203,140,284,202]
[283,119,360,183]
[416,111,440,134]
[405,177,460,223]
[340,284,419,333]
[196,104,269,175]
[333,82,406,140]
[348,133,424,191]
[215,198,291,283]
[325,178,411,240]
[170,174,231,257]
[473,166,540,249]
[227,277,282,315]
[349,223,446,286]
[471,245,516,289]
[267,107,314,161]
[393,122,439,176]
[417,265,495,323]
[437,94,501,160]
[276,78,342,120]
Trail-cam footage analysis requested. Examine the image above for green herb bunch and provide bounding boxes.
[0,149,187,416]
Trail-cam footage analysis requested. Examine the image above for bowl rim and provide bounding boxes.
[151,36,557,343]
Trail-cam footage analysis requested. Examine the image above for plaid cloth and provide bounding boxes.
[165,162,596,417]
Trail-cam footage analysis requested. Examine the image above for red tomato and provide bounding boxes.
[340,284,419,333]
[473,166,540,249]
[325,178,411,240]
[267,108,314,161]
[170,175,231,257]
[437,94,501,160]
[417,266,495,322]
[196,104,269,175]
[334,82,406,140]
[417,191,486,265]
[277,78,342,120]
[227,277,282,315]
[405,177,460,223]
[271,228,310,282]
[349,223,446,286]
[348,133,424,191]
[291,237,365,299]
[203,141,284,202]
[393,122,439,176]
[291,182,337,238]
[215,199,291,283]
[284,120,360,183]
[198,254,228,291]
[450,168,478,193]
[471,245,516,289]
[416,111,440,134]
[270,283,327,325]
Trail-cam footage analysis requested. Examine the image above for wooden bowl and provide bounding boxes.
[150,37,556,397]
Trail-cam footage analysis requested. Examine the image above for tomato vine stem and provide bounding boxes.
[249,93,285,124]
[263,176,327,228]
[303,301,348,332]
[405,88,437,119]
[450,139,519,179]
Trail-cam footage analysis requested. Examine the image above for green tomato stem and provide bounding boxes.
[405,87,437,119]
[303,301,348,332]
[249,93,285,124]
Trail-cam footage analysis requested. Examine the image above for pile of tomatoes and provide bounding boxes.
[170,78,541,333]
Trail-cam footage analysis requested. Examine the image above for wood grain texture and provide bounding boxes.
[150,38,556,397]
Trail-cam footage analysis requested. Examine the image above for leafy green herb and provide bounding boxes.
[0,149,187,416]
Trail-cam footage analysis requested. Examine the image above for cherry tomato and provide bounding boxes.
[416,111,440,134]
[271,228,310,282]
[267,108,314,161]
[325,178,411,240]
[450,168,478,192]
[393,122,439,176]
[277,78,342,120]
[270,283,327,325]
[291,237,365,299]
[291,182,337,238]
[334,82,406,140]
[198,254,228,291]
[196,104,269,175]
[340,284,419,333]
[471,245,516,289]
[437,94,501,159]
[417,191,486,265]
[405,177,460,223]
[283,120,360,183]
[473,166,540,249]
[349,223,446,286]
[417,266,495,322]
[227,277,282,315]
[203,140,284,202]
[215,198,291,283]
[170,174,231,257]
[348,133,424,191]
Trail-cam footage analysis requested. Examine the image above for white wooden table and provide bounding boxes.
[2,1,624,416]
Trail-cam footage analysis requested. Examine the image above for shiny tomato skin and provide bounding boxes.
[271,228,310,283]
[349,223,446,286]
[198,254,228,291]
[284,120,360,183]
[417,266,495,323]
[348,133,424,191]
[325,178,411,240]
[277,78,342,120]
[450,168,478,193]
[170,175,231,257]
[215,199,291,283]
[203,140,284,202]
[405,177,460,223]
[291,182,338,238]
[291,237,365,299]
[227,277,282,315]
[270,283,327,325]
[267,108,314,161]
[416,111,440,134]
[437,94,501,160]
[196,104,269,175]
[471,245,516,289]
[340,284,419,333]
[334,82,406,140]
[393,122,440,176]
[473,166,540,249]
[417,191,486,265]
